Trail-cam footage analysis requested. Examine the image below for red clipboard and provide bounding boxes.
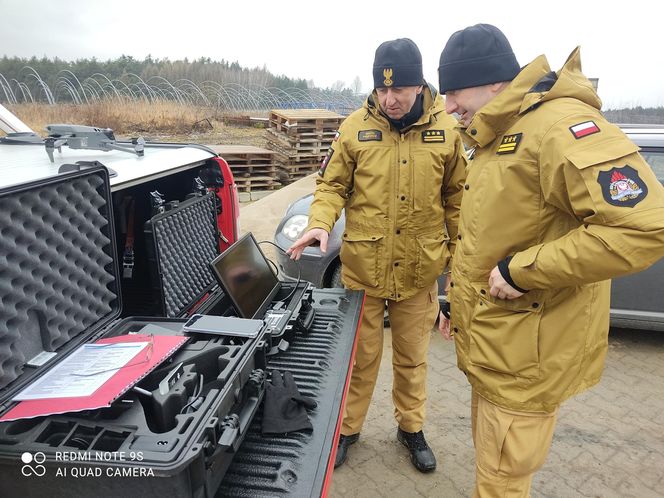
[0,333,188,422]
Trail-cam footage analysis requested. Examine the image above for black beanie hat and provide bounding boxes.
[438,24,520,93]
[373,38,424,88]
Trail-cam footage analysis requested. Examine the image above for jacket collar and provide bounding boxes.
[463,48,601,148]
[463,55,551,147]
[365,83,446,131]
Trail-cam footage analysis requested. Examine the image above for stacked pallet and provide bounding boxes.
[266,109,345,182]
[208,145,279,200]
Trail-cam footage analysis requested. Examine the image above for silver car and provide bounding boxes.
[274,125,664,330]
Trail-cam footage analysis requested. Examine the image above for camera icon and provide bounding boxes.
[21,451,46,477]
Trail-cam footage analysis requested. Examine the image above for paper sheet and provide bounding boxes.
[13,342,148,400]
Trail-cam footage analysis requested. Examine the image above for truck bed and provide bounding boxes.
[217,288,363,498]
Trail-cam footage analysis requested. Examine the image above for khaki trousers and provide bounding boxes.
[341,282,438,435]
[471,390,558,498]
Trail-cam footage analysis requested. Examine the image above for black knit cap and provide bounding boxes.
[373,38,424,88]
[438,24,520,93]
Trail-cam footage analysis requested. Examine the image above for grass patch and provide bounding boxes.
[6,101,226,136]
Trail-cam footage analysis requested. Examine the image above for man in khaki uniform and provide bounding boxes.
[437,24,664,496]
[288,38,467,472]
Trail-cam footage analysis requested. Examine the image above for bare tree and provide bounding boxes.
[331,80,345,92]
[351,76,363,95]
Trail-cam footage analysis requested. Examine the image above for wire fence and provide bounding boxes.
[0,67,364,115]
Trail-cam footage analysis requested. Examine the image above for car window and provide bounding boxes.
[640,150,664,182]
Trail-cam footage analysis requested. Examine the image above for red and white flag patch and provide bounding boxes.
[569,120,600,139]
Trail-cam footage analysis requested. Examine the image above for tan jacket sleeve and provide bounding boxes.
[510,125,664,290]
[306,123,355,233]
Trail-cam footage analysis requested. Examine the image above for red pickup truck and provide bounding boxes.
[0,104,361,498]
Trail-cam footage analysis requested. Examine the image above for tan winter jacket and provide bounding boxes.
[308,85,467,300]
[450,48,664,412]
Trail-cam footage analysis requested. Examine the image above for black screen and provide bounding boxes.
[209,233,279,318]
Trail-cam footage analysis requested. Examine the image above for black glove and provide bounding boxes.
[434,297,450,327]
[440,298,451,319]
[262,370,317,435]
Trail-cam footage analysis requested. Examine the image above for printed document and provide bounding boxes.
[13,342,148,400]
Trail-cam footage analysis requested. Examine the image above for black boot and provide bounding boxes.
[334,433,359,468]
[397,428,436,472]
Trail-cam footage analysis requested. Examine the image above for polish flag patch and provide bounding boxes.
[569,120,600,139]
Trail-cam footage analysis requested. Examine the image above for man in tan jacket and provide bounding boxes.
[288,38,467,472]
[437,24,664,497]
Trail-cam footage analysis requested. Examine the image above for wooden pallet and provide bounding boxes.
[207,145,281,192]
[273,151,327,165]
[234,175,282,193]
[276,165,318,183]
[208,145,275,161]
[230,165,277,178]
[267,130,334,151]
[266,129,336,147]
[269,109,344,134]
[267,141,331,159]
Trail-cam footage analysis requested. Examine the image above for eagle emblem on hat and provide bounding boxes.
[383,68,393,87]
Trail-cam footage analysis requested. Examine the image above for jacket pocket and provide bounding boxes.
[413,149,445,212]
[469,286,544,379]
[415,232,448,287]
[340,230,384,287]
[565,138,639,169]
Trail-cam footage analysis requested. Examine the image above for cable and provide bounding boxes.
[258,239,301,303]
[180,373,205,414]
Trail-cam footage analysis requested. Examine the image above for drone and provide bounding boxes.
[44,124,145,163]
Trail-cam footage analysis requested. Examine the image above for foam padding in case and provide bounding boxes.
[0,170,119,389]
[149,194,218,317]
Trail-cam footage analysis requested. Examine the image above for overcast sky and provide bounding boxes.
[1,0,662,109]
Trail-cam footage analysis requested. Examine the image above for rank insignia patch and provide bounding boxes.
[358,130,382,142]
[318,148,334,177]
[570,120,600,139]
[597,165,648,207]
[422,130,445,143]
[496,133,522,155]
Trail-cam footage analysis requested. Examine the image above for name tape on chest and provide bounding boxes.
[570,121,600,139]
[358,130,382,142]
[422,130,446,143]
[496,133,523,155]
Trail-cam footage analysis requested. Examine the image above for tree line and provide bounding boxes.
[0,54,312,91]
[603,106,664,125]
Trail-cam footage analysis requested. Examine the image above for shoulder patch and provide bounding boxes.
[597,165,648,207]
[496,133,522,155]
[570,121,600,139]
[422,130,445,143]
[358,130,382,142]
[318,148,334,177]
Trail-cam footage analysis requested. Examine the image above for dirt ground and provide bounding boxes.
[137,122,269,148]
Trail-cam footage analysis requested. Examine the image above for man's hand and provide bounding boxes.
[286,228,329,260]
[438,312,453,340]
[488,266,524,300]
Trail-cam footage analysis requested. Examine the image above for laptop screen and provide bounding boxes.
[209,233,280,318]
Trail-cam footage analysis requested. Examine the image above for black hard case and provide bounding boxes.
[143,192,221,318]
[143,191,312,350]
[0,167,267,498]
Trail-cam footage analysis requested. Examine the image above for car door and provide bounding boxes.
[610,143,664,329]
